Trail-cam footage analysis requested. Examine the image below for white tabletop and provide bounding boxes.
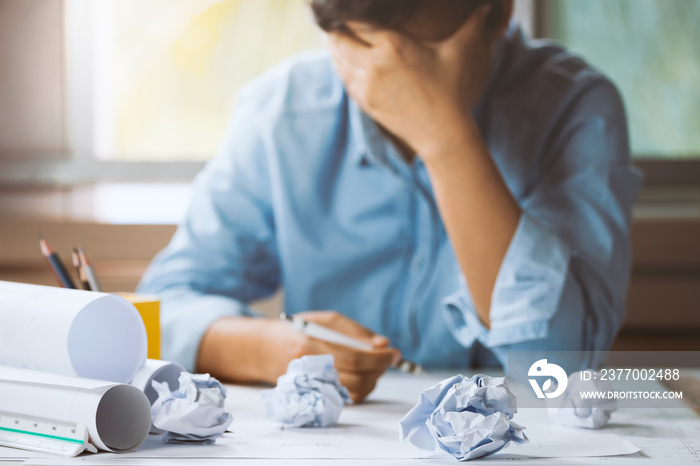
[3,369,699,465]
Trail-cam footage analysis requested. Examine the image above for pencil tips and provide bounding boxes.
[72,248,81,269]
[38,234,52,257]
[37,235,101,291]
[37,234,76,289]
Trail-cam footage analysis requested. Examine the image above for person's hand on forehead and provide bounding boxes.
[325,2,494,158]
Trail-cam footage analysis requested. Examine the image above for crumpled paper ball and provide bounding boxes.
[400,374,528,461]
[261,354,352,428]
[547,370,617,429]
[151,372,233,444]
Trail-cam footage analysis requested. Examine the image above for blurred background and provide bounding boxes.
[0,0,698,350]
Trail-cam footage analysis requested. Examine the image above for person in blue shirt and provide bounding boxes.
[138,0,641,402]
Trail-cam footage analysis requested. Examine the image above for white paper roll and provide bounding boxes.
[130,359,185,405]
[0,366,152,452]
[130,359,185,434]
[0,281,147,383]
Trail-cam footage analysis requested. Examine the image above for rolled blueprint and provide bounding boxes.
[130,359,185,434]
[0,281,147,383]
[130,359,185,405]
[0,366,152,453]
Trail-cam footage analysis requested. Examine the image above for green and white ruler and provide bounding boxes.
[0,410,96,457]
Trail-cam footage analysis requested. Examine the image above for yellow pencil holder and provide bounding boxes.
[113,292,161,360]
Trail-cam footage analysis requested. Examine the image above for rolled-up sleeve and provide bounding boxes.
[138,91,280,372]
[443,79,642,366]
[444,213,571,348]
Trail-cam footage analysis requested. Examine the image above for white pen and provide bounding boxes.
[281,313,422,374]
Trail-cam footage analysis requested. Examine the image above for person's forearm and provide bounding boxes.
[197,316,289,384]
[420,114,520,328]
[197,311,400,402]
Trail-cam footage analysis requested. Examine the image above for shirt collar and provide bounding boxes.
[348,99,383,167]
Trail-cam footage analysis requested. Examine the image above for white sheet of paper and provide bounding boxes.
[0,281,147,383]
[493,408,638,458]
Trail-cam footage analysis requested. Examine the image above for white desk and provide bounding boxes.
[1,370,699,465]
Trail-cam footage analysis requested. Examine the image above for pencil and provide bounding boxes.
[39,234,76,289]
[78,246,101,292]
[282,313,423,374]
[72,248,90,290]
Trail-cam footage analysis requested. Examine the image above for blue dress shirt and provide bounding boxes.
[138,25,642,373]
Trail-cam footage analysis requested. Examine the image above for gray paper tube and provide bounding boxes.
[130,359,185,434]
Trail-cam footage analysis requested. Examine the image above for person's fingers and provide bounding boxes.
[327,30,372,64]
[344,20,417,54]
[370,334,390,348]
[278,314,399,401]
[297,311,388,347]
[333,347,398,373]
[305,338,399,373]
[329,25,420,68]
[326,37,365,100]
[342,21,379,47]
[338,369,383,403]
[328,44,357,82]
[328,45,351,83]
[293,311,402,370]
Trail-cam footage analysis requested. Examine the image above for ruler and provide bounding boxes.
[0,411,96,457]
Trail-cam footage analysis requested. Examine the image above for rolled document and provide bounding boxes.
[130,359,185,405]
[130,359,185,434]
[0,281,147,383]
[0,366,152,454]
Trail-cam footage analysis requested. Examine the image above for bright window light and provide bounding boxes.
[92,184,193,224]
[67,0,322,162]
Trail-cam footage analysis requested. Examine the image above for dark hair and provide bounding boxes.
[310,0,505,36]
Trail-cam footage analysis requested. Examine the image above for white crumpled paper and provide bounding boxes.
[400,374,528,461]
[151,372,233,444]
[548,370,617,429]
[261,354,352,428]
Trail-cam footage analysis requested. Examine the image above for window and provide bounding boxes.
[70,0,322,162]
[542,0,700,159]
[1,0,323,223]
